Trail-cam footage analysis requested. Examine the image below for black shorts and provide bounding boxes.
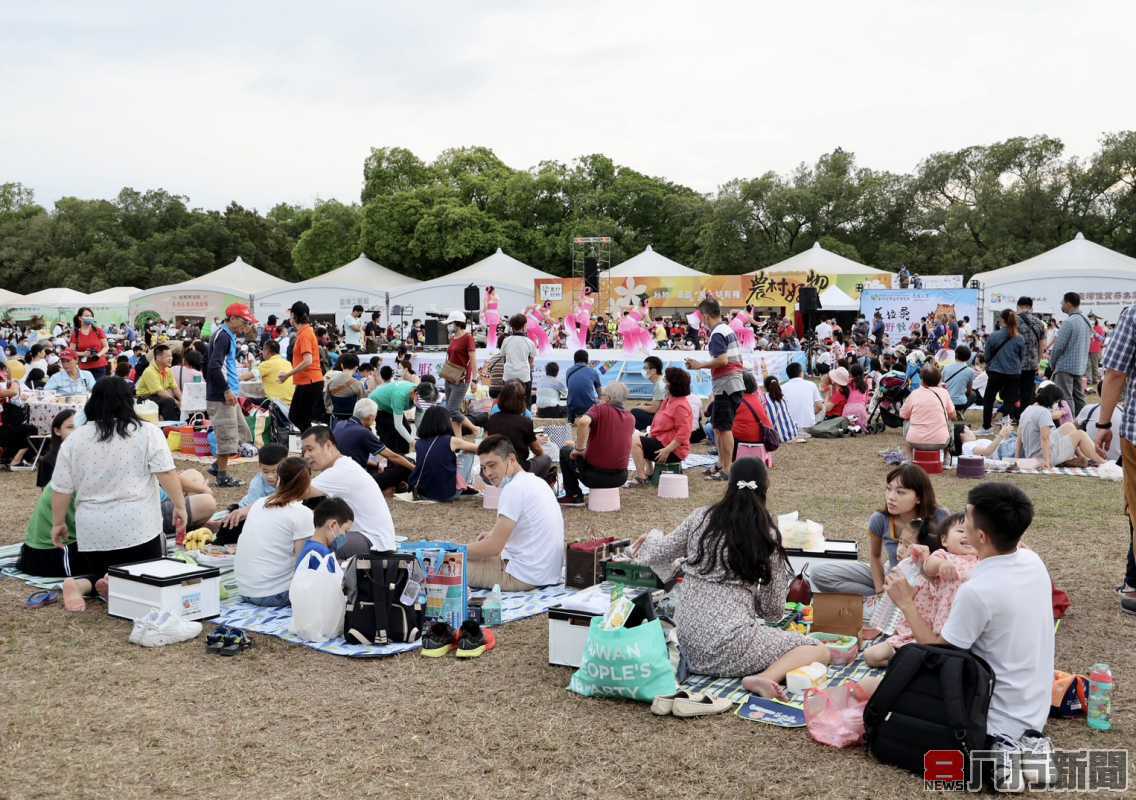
[711,391,743,431]
[641,436,681,464]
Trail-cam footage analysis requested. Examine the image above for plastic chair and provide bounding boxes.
[736,442,774,468]
[587,487,621,513]
[657,473,689,499]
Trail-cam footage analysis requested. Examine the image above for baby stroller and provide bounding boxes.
[262,399,300,449]
[866,372,909,434]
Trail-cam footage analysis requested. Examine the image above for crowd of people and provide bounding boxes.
[1,284,1129,792]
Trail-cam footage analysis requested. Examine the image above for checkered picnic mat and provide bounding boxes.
[681,659,884,708]
[954,461,1103,478]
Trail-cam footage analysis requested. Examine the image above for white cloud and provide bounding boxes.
[2,0,1132,211]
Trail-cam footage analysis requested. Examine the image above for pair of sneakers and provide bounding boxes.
[128,610,203,648]
[421,620,496,658]
[988,729,1055,793]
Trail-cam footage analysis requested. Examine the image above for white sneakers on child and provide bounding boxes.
[129,611,203,647]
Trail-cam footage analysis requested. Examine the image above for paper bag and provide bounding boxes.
[811,593,863,636]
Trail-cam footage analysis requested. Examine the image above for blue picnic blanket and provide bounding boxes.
[213,584,578,658]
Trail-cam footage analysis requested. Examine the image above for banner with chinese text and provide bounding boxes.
[858,288,978,339]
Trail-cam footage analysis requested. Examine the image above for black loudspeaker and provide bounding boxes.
[798,287,822,312]
[464,284,480,312]
[584,256,599,293]
[424,319,446,347]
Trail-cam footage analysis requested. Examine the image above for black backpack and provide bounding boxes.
[863,644,995,780]
[343,551,424,646]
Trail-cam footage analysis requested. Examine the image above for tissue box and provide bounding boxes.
[809,632,860,666]
[786,661,828,694]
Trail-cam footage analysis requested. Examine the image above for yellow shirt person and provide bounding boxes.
[258,354,295,404]
[136,363,176,399]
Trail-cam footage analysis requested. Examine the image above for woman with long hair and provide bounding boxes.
[810,463,950,597]
[982,308,1025,430]
[50,377,188,612]
[634,459,830,697]
[761,374,799,443]
[233,455,315,607]
[843,363,872,429]
[69,306,109,380]
[36,408,75,489]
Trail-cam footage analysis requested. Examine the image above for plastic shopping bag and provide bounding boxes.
[288,552,346,642]
[803,682,871,748]
[568,618,678,703]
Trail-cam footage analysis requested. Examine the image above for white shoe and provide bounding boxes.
[1017,729,1055,788]
[137,611,203,647]
[128,610,161,645]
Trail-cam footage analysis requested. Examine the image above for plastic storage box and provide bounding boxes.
[107,558,221,622]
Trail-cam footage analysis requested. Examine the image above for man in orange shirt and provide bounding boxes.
[278,301,326,432]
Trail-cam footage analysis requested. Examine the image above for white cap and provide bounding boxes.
[445,311,467,324]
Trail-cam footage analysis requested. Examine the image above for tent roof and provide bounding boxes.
[275,253,419,293]
[749,241,891,276]
[0,288,25,304]
[18,287,91,305]
[602,245,705,278]
[818,284,859,311]
[86,286,140,304]
[971,233,1136,284]
[141,256,290,296]
[422,248,555,289]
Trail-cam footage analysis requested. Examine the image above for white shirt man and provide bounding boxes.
[814,320,834,341]
[345,307,364,349]
[302,427,396,552]
[781,367,824,429]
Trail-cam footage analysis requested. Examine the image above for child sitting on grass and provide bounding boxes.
[216,443,288,542]
[864,513,978,667]
[295,497,355,564]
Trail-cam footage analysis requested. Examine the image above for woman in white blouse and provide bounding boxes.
[51,377,188,612]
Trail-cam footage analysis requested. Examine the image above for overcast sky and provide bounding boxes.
[3,1,1133,211]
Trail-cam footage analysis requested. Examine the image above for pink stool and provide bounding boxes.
[482,484,501,510]
[736,442,773,468]
[587,487,621,513]
[657,472,689,499]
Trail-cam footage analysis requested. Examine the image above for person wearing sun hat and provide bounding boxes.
[44,350,96,395]
[822,366,850,419]
[207,303,257,488]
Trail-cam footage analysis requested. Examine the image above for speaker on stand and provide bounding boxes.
[584,256,599,293]
[424,319,446,347]
[797,286,822,343]
[464,284,480,312]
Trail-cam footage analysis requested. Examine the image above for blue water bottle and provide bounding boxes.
[1087,663,1113,732]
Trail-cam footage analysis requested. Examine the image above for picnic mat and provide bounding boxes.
[173,453,258,466]
[0,544,68,590]
[213,584,578,658]
[952,461,1105,479]
[680,659,885,725]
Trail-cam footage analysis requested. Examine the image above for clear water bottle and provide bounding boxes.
[483,583,502,627]
[1087,663,1113,731]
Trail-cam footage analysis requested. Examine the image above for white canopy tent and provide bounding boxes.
[254,254,418,328]
[750,241,893,280]
[602,245,705,278]
[817,284,859,312]
[971,233,1136,324]
[84,286,140,324]
[3,287,92,324]
[128,257,290,326]
[0,288,25,305]
[387,248,555,319]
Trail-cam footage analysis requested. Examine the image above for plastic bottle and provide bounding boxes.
[1087,663,1113,731]
[483,584,502,627]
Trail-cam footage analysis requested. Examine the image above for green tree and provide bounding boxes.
[292,200,362,279]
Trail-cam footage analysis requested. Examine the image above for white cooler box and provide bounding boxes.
[785,539,858,576]
[107,558,221,622]
[548,582,650,668]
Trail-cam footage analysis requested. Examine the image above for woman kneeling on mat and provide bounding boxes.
[632,458,829,699]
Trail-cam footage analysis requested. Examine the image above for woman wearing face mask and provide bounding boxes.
[69,307,109,380]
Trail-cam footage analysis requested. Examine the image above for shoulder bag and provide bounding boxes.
[740,395,780,451]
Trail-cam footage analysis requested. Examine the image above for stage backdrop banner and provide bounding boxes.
[916,275,964,289]
[128,289,246,328]
[397,349,807,399]
[858,288,978,339]
[536,273,892,318]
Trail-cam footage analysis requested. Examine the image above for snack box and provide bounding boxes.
[107,557,221,622]
[809,632,860,666]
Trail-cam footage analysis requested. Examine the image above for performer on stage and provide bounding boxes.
[731,304,757,352]
[628,297,653,352]
[619,309,645,355]
[484,285,500,349]
[525,301,551,354]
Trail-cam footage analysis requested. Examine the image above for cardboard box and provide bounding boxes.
[811,592,864,636]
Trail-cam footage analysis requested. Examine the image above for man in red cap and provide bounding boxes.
[44,350,96,395]
[206,303,257,487]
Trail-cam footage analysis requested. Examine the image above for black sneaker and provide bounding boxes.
[208,462,219,477]
[214,474,244,488]
[1122,596,1136,616]
[421,622,456,657]
[455,619,495,658]
[558,494,585,507]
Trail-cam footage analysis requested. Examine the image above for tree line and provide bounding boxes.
[2,131,1134,294]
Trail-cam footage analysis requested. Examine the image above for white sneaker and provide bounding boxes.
[1017,729,1055,788]
[128,610,161,645]
[137,611,203,647]
[989,734,1026,793]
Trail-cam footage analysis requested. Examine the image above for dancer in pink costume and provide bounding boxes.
[619,310,642,355]
[730,305,757,353]
[525,302,552,354]
[564,287,594,350]
[484,286,500,350]
[628,298,653,352]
